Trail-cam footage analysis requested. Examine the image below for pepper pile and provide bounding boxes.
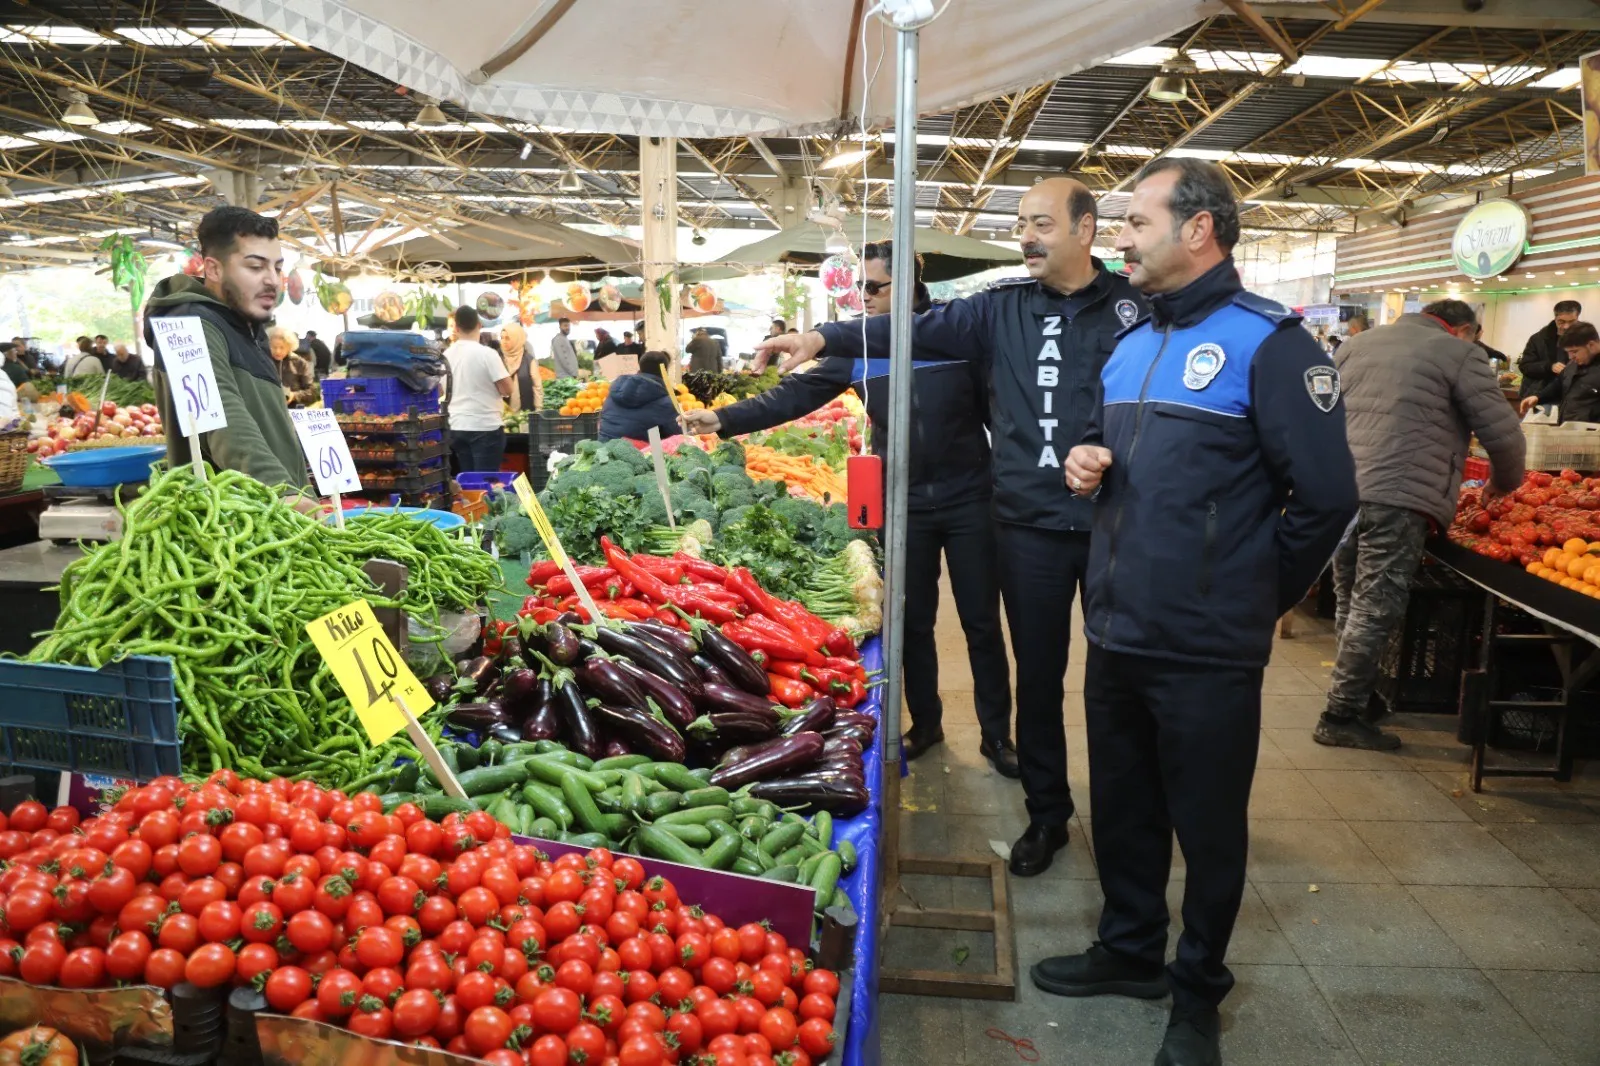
[0,782,843,1065]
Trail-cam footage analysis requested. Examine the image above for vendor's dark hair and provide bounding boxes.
[454,306,480,332]
[640,350,669,377]
[862,240,925,286]
[1133,157,1240,252]
[1556,300,1582,315]
[1560,322,1598,348]
[1421,299,1476,328]
[196,205,278,260]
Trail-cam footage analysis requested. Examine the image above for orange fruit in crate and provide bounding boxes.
[1543,547,1563,567]
[1527,560,1545,575]
[1567,556,1592,579]
[1564,538,1589,554]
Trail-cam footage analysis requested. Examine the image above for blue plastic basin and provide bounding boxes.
[42,444,166,487]
[332,505,467,531]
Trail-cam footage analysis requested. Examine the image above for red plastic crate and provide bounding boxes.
[1464,456,1489,482]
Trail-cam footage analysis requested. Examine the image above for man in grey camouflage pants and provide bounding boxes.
[1315,299,1525,751]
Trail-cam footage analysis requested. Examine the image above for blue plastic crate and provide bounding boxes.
[456,471,515,493]
[322,377,440,418]
[0,657,182,779]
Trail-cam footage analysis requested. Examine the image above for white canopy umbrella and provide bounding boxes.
[211,0,1288,138]
[372,217,639,278]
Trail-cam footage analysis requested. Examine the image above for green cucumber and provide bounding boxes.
[738,838,772,872]
[560,831,609,848]
[731,856,764,876]
[521,782,573,830]
[702,834,741,871]
[594,787,627,814]
[377,792,416,811]
[524,757,606,792]
[593,753,651,771]
[642,791,685,819]
[732,797,778,821]
[561,773,609,834]
[621,772,649,816]
[655,805,733,827]
[478,738,503,766]
[599,813,632,840]
[454,743,480,772]
[812,811,833,848]
[797,851,827,884]
[703,819,739,841]
[838,839,857,873]
[738,815,769,841]
[529,816,558,839]
[392,762,420,794]
[647,762,705,793]
[775,844,806,868]
[764,865,800,883]
[656,823,713,847]
[758,820,806,857]
[682,786,731,808]
[809,853,843,912]
[457,762,532,797]
[636,825,706,866]
[419,794,475,819]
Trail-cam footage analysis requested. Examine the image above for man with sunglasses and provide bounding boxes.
[756,178,1144,877]
[682,243,1014,777]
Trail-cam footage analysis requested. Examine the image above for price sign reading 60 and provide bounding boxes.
[290,408,361,498]
[150,316,227,437]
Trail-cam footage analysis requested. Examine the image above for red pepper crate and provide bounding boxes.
[1464,456,1489,482]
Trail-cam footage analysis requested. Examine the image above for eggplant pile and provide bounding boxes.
[423,615,874,809]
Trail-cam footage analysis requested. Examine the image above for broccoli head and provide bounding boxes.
[631,473,662,500]
[636,491,669,526]
[677,466,716,500]
[568,439,603,470]
[668,446,715,478]
[548,465,592,495]
[710,438,746,469]
[770,495,825,540]
[585,461,639,497]
[719,504,755,530]
[670,486,719,530]
[711,468,757,510]
[751,477,785,502]
[604,439,653,472]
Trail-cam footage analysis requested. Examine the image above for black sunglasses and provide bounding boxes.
[861,279,891,296]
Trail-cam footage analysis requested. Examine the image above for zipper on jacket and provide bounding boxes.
[1099,323,1174,637]
[1198,500,1218,595]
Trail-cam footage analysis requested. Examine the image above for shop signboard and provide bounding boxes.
[1583,49,1600,175]
[1451,199,1530,279]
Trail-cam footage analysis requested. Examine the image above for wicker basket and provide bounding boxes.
[0,429,28,494]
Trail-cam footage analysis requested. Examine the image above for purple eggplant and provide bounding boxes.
[823,724,873,749]
[499,667,541,711]
[455,655,499,695]
[613,658,698,730]
[821,735,863,760]
[698,683,783,719]
[693,656,735,690]
[593,627,702,697]
[779,695,836,738]
[602,737,634,759]
[814,755,865,779]
[833,710,878,737]
[499,635,524,664]
[520,702,561,742]
[489,722,524,744]
[629,620,700,658]
[448,700,509,731]
[686,712,779,746]
[424,673,457,704]
[748,775,869,815]
[698,627,769,695]
[554,679,602,759]
[590,703,688,762]
[544,622,582,665]
[710,732,825,790]
[576,657,649,710]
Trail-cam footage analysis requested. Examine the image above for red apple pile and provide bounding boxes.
[29,403,163,459]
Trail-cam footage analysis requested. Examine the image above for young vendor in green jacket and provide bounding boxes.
[144,205,309,490]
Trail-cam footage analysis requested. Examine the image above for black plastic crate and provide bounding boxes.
[335,412,445,436]
[1376,562,1484,714]
[349,435,446,465]
[535,412,599,449]
[0,657,181,779]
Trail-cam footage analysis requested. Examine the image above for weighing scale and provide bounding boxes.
[37,482,143,544]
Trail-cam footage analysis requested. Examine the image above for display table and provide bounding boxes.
[0,461,57,544]
[1428,541,1599,788]
[834,637,884,1066]
[0,540,81,655]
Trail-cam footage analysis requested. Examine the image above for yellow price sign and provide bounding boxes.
[511,473,605,623]
[306,599,433,745]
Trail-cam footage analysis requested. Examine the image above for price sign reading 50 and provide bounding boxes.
[290,408,362,498]
[150,316,227,436]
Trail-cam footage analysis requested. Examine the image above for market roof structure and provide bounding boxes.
[0,0,1596,274]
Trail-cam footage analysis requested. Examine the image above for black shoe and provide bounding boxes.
[1313,714,1401,751]
[1030,942,1167,999]
[979,737,1021,779]
[902,727,944,762]
[1008,822,1070,877]
[1154,1005,1221,1066]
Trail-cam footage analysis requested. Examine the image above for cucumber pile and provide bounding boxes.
[380,738,857,921]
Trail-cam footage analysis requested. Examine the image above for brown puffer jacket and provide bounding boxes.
[1335,313,1525,528]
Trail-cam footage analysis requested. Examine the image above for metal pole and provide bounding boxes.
[876,19,918,948]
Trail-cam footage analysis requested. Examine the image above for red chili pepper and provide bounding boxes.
[822,655,868,680]
[767,661,818,685]
[545,566,618,597]
[682,582,744,604]
[743,612,806,644]
[629,554,685,584]
[725,567,781,616]
[675,554,728,583]
[655,608,684,627]
[722,621,828,667]
[668,589,742,623]
[824,628,859,659]
[526,560,564,588]
[611,597,656,617]
[601,537,675,599]
[527,607,560,625]
[766,673,814,708]
[521,595,545,615]
[808,666,856,697]
[749,648,768,668]
[768,599,832,647]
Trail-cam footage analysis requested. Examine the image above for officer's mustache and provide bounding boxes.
[1021,243,1047,258]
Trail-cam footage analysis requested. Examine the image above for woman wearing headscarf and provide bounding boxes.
[499,321,542,414]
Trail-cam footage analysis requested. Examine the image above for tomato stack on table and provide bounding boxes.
[0,773,843,1066]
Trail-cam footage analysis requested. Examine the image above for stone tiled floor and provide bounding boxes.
[878,590,1600,1066]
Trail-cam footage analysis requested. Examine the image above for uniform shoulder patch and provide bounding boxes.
[1233,291,1302,327]
[1304,365,1340,412]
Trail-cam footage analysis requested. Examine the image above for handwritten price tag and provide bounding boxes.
[290,408,362,497]
[306,599,432,745]
[150,317,227,436]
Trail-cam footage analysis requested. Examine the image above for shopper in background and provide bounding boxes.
[594,328,618,359]
[598,350,681,442]
[1322,300,1524,753]
[686,327,722,375]
[1058,158,1357,1066]
[767,319,787,339]
[64,337,105,377]
[144,205,307,490]
[2,344,28,388]
[1519,299,1581,399]
[757,177,1145,876]
[443,306,512,473]
[687,241,1014,779]
[1346,312,1369,339]
[110,343,145,382]
[1475,323,1509,372]
[302,330,333,378]
[9,336,37,372]
[1520,321,1600,424]
[551,317,580,379]
[617,330,645,356]
[500,321,540,416]
[267,327,317,407]
[91,335,110,362]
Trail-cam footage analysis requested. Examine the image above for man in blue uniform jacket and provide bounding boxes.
[756,178,1147,878]
[1056,158,1357,1066]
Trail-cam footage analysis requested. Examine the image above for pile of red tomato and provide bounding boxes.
[0,773,842,1066]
